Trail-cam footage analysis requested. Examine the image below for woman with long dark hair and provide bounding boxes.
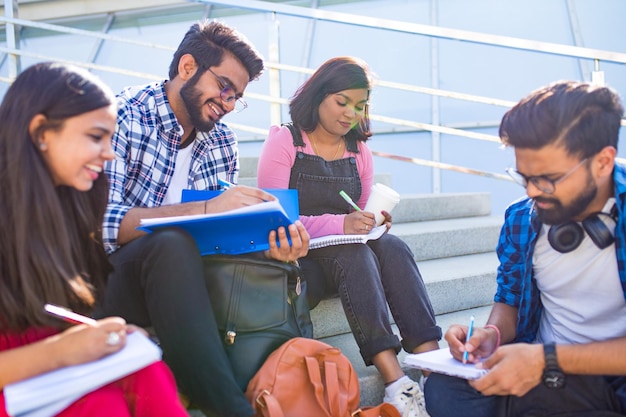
[0,62,187,417]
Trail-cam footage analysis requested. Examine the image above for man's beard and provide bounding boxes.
[535,173,597,225]
[180,75,218,132]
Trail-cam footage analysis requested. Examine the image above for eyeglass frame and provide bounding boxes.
[505,157,589,194]
[205,67,248,113]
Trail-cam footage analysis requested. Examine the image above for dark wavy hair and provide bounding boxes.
[0,62,114,331]
[500,80,624,158]
[168,20,264,82]
[289,56,373,143]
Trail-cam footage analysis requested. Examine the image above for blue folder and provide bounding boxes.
[137,189,299,256]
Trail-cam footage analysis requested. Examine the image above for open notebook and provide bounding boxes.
[403,347,488,380]
[309,225,387,250]
[4,332,161,417]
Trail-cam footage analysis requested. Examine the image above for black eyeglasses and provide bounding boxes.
[206,67,247,113]
[506,158,589,194]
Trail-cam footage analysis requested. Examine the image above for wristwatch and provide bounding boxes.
[542,343,566,389]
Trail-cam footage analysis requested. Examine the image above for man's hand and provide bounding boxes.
[206,185,276,213]
[445,324,499,363]
[264,220,309,262]
[469,343,544,397]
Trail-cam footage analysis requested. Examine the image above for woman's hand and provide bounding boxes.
[344,211,376,234]
[51,317,128,368]
[380,210,393,231]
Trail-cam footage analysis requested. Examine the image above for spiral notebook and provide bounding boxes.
[403,347,488,380]
[309,225,387,250]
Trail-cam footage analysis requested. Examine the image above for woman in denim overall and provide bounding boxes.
[258,57,441,417]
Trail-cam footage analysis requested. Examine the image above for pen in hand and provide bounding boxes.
[462,315,475,363]
[339,190,362,212]
[44,303,97,325]
[218,178,235,189]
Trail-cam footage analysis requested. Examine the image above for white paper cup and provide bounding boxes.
[364,183,400,226]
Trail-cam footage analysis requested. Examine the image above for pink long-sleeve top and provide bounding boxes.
[257,124,374,238]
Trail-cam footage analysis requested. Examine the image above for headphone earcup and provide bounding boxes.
[582,215,615,249]
[548,222,584,253]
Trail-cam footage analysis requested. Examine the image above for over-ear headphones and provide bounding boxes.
[547,205,618,253]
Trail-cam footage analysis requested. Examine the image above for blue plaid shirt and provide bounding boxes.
[495,162,626,343]
[103,81,239,253]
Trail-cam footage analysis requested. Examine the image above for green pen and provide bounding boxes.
[339,190,362,212]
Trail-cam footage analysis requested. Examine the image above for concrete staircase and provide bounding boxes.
[310,191,501,406]
[189,158,503,415]
[242,156,503,405]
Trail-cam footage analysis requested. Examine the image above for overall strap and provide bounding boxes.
[284,122,360,154]
[283,122,305,147]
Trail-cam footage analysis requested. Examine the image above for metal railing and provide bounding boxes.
[2,0,626,186]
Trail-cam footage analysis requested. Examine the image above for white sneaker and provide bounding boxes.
[383,378,430,417]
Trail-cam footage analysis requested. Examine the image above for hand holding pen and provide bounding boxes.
[340,190,377,234]
[41,304,134,367]
[208,179,276,214]
[218,178,235,189]
[444,315,499,364]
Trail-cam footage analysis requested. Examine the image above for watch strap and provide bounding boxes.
[543,343,559,369]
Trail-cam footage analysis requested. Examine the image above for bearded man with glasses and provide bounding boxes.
[424,80,626,417]
[97,20,309,417]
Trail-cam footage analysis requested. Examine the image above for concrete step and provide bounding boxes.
[391,215,501,262]
[310,252,498,339]
[392,192,491,223]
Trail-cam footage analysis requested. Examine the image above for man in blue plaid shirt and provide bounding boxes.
[425,81,626,417]
[97,20,309,417]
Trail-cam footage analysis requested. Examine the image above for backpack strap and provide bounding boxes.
[305,356,335,417]
[254,390,285,417]
[322,360,341,417]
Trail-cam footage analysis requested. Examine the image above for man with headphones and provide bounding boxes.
[424,80,626,417]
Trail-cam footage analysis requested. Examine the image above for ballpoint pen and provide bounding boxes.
[44,303,97,325]
[462,315,475,363]
[339,190,362,212]
[45,304,124,347]
[218,178,235,189]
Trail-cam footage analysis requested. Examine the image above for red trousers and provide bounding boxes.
[1,361,187,417]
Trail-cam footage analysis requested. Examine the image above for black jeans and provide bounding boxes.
[303,233,441,365]
[424,372,626,417]
[95,228,253,417]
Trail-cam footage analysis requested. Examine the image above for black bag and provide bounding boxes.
[203,255,313,391]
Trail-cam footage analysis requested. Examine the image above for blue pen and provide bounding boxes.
[462,315,475,363]
[218,178,235,189]
[339,190,362,212]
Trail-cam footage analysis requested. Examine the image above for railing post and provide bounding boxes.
[269,12,282,127]
[430,0,441,193]
[4,0,21,79]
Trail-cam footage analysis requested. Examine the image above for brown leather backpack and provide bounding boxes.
[245,337,400,417]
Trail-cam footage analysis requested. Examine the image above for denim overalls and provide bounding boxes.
[287,125,441,365]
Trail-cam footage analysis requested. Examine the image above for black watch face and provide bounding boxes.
[543,370,566,389]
